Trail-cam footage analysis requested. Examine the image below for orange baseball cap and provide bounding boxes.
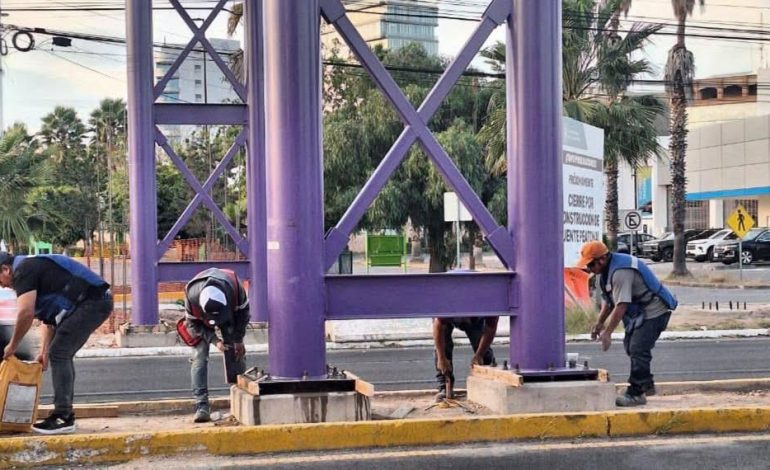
[575,240,609,269]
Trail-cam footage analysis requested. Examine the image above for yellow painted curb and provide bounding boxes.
[4,407,770,467]
[113,291,183,304]
[0,413,606,467]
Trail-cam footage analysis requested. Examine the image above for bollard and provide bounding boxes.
[729,301,733,310]
[745,302,748,310]
[716,301,719,311]
[702,301,705,309]
[709,302,712,310]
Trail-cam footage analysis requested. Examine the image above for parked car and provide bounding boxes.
[686,229,737,262]
[616,232,657,255]
[640,229,719,262]
[713,228,770,265]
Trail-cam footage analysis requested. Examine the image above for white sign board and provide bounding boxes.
[620,210,643,232]
[563,117,605,267]
[444,192,472,222]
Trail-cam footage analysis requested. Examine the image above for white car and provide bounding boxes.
[686,229,737,262]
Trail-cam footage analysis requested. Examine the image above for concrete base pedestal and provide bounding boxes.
[467,375,616,414]
[230,385,371,425]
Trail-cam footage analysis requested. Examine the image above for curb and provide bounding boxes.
[664,280,770,289]
[75,329,770,358]
[3,407,770,467]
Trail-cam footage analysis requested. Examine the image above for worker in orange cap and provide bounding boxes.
[576,240,677,407]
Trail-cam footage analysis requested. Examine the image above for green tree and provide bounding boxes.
[37,107,99,249]
[666,0,704,277]
[0,124,48,250]
[479,0,664,250]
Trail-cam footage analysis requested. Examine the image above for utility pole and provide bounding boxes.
[0,0,6,136]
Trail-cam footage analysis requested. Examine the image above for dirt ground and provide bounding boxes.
[4,390,770,439]
[668,304,770,331]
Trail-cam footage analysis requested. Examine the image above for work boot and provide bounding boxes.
[194,405,211,423]
[615,393,647,407]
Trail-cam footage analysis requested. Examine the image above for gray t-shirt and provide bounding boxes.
[610,269,670,320]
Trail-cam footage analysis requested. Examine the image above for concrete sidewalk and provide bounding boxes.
[5,378,770,467]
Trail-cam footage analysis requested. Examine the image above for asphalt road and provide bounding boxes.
[110,434,770,469]
[42,337,770,404]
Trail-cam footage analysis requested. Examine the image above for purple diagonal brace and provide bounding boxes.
[323,0,513,268]
[156,130,248,256]
[245,0,268,323]
[127,0,158,325]
[154,0,226,99]
[171,0,247,100]
[508,0,565,369]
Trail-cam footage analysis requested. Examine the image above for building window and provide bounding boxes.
[749,84,758,96]
[195,94,203,102]
[684,200,709,230]
[195,79,202,87]
[724,85,742,98]
[699,87,717,100]
[194,64,202,72]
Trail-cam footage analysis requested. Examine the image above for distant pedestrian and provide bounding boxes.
[576,241,677,407]
[433,316,497,402]
[177,268,249,423]
[0,252,112,434]
[738,209,746,232]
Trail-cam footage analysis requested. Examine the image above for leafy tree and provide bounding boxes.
[0,124,48,250]
[37,107,99,249]
[479,0,664,250]
[666,0,704,277]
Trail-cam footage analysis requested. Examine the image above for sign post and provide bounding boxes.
[726,204,756,281]
[620,210,642,256]
[444,192,472,269]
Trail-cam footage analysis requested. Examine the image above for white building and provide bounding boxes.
[323,0,439,57]
[155,38,241,143]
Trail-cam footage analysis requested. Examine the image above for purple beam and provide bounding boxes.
[245,0,268,323]
[264,0,326,379]
[127,0,158,325]
[508,0,565,369]
[322,0,514,269]
[158,261,249,283]
[154,104,247,125]
[155,130,248,256]
[325,272,516,320]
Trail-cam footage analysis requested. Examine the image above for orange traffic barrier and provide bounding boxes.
[564,267,593,311]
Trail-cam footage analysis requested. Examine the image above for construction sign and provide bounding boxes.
[726,204,755,239]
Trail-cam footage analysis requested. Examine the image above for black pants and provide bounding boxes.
[623,312,671,396]
[434,318,495,391]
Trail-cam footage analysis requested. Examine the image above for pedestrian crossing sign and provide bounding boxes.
[726,204,755,239]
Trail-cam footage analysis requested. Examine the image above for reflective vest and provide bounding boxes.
[184,268,240,325]
[13,255,109,325]
[599,253,677,331]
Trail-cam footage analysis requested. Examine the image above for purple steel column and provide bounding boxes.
[508,0,564,369]
[126,0,159,325]
[264,0,326,378]
[244,1,268,323]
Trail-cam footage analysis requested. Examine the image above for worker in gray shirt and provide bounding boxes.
[576,241,676,407]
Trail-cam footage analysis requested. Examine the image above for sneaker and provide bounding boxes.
[434,390,447,403]
[194,406,211,423]
[615,393,647,407]
[645,386,657,397]
[32,413,76,435]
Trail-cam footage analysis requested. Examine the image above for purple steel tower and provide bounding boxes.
[264,0,327,379]
[125,0,565,380]
[508,0,565,369]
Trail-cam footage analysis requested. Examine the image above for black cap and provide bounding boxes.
[0,252,12,267]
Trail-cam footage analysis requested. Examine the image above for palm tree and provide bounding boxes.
[479,0,664,250]
[0,124,48,249]
[666,0,704,277]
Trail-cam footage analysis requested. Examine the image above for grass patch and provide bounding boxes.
[565,306,598,335]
